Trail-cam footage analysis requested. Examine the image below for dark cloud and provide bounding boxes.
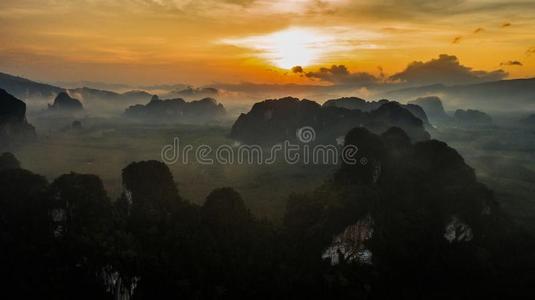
[501,22,512,27]
[473,27,484,34]
[374,0,466,15]
[452,36,463,44]
[377,66,385,78]
[390,54,508,86]
[345,1,535,24]
[291,66,304,73]
[223,0,256,5]
[214,54,512,100]
[527,47,535,56]
[500,60,523,66]
[305,65,379,87]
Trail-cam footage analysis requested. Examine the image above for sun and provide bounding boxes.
[258,28,329,69]
[222,27,332,69]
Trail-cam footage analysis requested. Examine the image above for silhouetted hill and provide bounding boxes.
[324,97,430,125]
[385,78,535,111]
[454,109,493,126]
[124,95,226,123]
[323,97,378,111]
[68,87,152,104]
[64,87,153,113]
[161,87,219,100]
[1,134,534,298]
[231,97,430,144]
[47,92,84,116]
[121,90,153,100]
[0,72,153,111]
[284,126,531,297]
[0,89,36,149]
[0,72,64,100]
[408,96,451,124]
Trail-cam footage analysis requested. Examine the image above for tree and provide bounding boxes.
[47,173,114,299]
[0,168,52,297]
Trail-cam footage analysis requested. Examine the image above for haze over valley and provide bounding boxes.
[2,0,535,298]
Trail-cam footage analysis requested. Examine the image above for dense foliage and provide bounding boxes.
[1,127,534,299]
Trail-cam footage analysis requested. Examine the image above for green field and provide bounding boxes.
[17,117,336,221]
[15,116,535,229]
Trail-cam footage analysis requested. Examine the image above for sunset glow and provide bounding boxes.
[0,0,534,85]
[222,28,333,69]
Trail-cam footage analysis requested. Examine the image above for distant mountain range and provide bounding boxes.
[0,72,153,111]
[384,78,535,112]
[0,72,64,100]
[2,71,535,113]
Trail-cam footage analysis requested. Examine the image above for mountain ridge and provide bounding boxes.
[384,77,535,111]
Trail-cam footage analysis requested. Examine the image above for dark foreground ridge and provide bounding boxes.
[1,125,533,298]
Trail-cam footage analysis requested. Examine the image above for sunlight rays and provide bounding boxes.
[221,27,379,69]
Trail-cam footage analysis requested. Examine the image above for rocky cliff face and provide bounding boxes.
[408,96,451,124]
[230,97,430,145]
[0,89,36,150]
[286,125,504,274]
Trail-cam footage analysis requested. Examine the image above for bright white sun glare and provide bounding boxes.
[222,27,334,69]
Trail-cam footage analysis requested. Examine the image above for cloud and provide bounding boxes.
[500,60,523,66]
[291,66,304,73]
[221,26,381,69]
[390,54,508,86]
[452,36,463,44]
[527,47,535,56]
[473,27,484,34]
[305,65,379,87]
[501,22,512,27]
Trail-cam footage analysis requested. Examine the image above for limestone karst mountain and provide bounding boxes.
[454,109,493,126]
[386,78,535,111]
[0,72,64,100]
[323,97,430,126]
[285,126,515,294]
[47,92,85,116]
[124,95,226,123]
[230,97,430,144]
[408,96,451,124]
[0,89,36,150]
[161,87,219,100]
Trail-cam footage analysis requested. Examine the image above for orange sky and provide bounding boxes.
[1,0,534,86]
